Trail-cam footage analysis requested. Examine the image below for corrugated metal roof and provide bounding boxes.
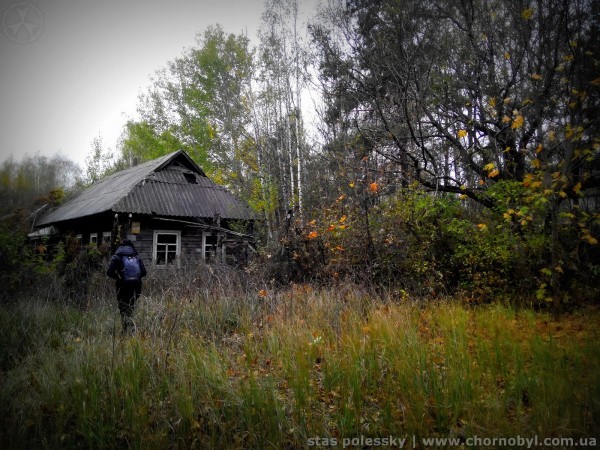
[37,150,255,226]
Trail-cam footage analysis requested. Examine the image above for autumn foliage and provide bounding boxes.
[286,180,599,305]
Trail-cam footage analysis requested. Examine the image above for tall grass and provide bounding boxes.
[1,272,598,448]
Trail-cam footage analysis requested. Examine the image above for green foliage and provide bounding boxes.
[0,223,26,295]
[84,134,116,184]
[119,25,254,197]
[296,186,577,302]
[120,120,212,170]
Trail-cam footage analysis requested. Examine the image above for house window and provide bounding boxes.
[75,234,82,246]
[102,232,112,244]
[183,172,198,184]
[202,232,220,262]
[154,231,180,265]
[90,233,98,245]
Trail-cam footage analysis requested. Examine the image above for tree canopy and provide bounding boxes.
[3,0,597,306]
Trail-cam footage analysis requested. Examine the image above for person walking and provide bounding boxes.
[107,239,147,333]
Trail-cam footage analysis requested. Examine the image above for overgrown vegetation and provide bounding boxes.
[1,275,598,449]
[280,184,599,305]
[1,0,599,445]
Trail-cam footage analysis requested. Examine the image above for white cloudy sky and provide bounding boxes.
[0,0,319,169]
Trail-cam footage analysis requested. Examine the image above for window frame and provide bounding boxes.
[202,231,222,262]
[89,233,98,245]
[153,230,181,266]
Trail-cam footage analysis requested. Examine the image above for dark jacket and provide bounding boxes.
[107,244,147,285]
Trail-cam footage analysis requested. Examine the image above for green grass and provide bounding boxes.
[1,287,599,448]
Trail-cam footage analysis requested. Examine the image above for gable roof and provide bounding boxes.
[37,150,255,226]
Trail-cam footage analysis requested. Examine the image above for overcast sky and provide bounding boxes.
[0,0,318,170]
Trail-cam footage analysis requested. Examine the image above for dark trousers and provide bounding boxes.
[116,281,141,332]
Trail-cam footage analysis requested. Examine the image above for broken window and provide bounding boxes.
[183,172,198,184]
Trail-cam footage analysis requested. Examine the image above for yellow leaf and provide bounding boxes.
[339,215,347,223]
[591,77,600,86]
[488,169,500,178]
[559,191,567,198]
[457,129,468,138]
[326,225,335,232]
[489,97,497,108]
[583,234,598,245]
[502,115,511,123]
[548,130,556,141]
[349,182,355,188]
[511,115,524,130]
[459,194,467,199]
[460,185,467,191]
[535,143,543,153]
[522,8,534,20]
[573,182,582,194]
[566,126,574,139]
[503,212,511,221]
[504,52,511,60]
[258,289,268,298]
[307,231,318,240]
[483,163,495,171]
[531,181,543,188]
[477,223,488,230]
[369,182,379,193]
[531,73,543,80]
[478,179,485,186]
[532,158,542,169]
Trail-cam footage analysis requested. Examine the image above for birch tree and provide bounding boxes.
[254,0,311,233]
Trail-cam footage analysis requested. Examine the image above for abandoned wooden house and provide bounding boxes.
[30,150,256,265]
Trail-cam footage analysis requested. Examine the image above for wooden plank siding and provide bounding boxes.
[32,211,252,267]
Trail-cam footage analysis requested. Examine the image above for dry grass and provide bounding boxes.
[1,275,599,449]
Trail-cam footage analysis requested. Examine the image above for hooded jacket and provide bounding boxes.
[107,243,147,284]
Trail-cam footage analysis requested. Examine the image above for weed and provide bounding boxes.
[1,282,598,448]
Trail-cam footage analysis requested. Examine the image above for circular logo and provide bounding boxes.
[2,2,43,44]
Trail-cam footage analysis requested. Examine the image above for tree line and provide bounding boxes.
[1,0,598,306]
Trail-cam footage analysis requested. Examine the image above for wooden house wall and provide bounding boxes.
[37,212,251,266]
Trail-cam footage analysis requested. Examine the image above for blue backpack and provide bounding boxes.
[121,255,141,282]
